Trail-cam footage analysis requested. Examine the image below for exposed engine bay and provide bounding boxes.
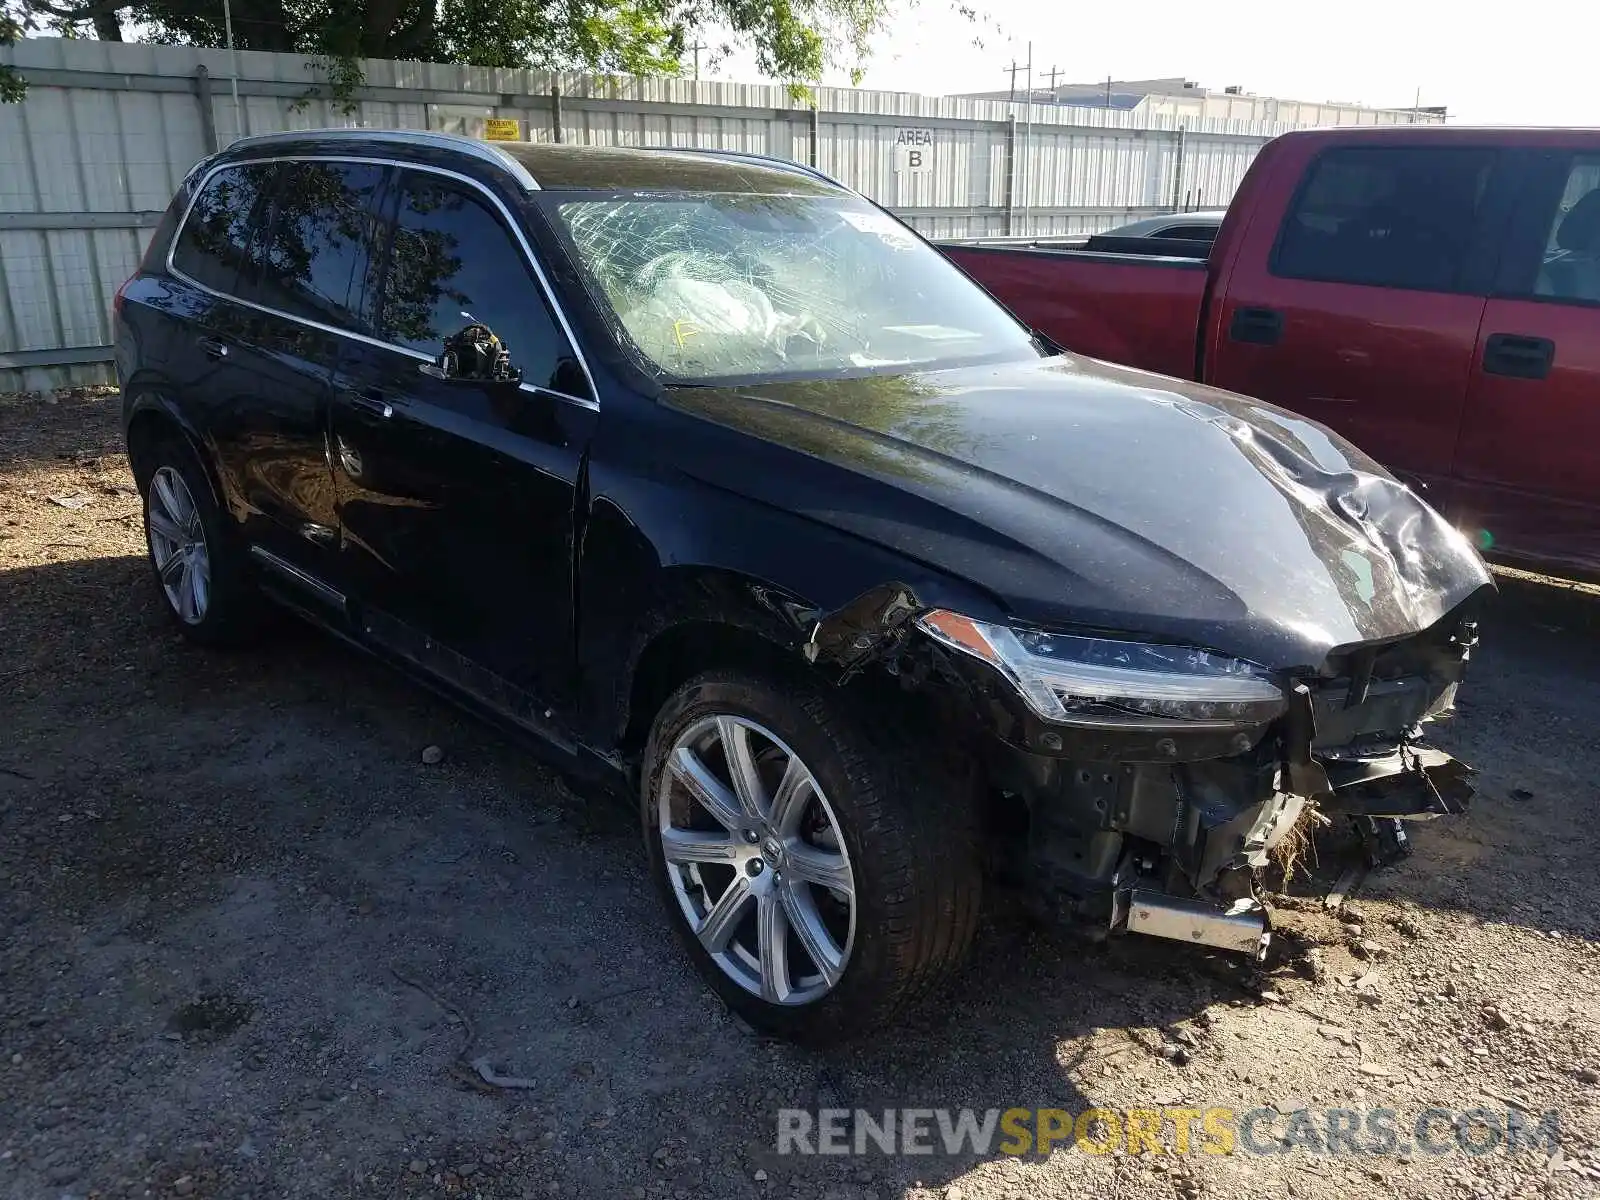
[805,582,1485,960]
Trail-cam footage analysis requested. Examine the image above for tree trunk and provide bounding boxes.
[91,10,123,39]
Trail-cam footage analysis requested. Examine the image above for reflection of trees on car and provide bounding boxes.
[670,371,990,486]
[221,164,476,350]
[180,166,276,290]
[249,163,379,323]
[378,184,474,348]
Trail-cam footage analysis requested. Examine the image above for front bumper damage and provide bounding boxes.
[947,611,1483,958]
[800,578,1484,960]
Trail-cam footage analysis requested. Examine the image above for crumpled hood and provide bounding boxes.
[664,354,1493,671]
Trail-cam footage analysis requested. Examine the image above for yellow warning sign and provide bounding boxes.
[484,118,521,141]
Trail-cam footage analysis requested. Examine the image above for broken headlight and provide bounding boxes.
[917,611,1287,727]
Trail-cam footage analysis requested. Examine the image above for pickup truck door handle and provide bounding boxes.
[1228,307,1284,346]
[1482,333,1555,380]
[339,388,394,419]
[199,337,229,360]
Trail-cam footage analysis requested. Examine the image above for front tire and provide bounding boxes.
[641,668,982,1043]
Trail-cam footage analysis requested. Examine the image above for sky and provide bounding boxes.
[700,0,1599,126]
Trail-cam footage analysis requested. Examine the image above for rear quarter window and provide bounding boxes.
[170,162,278,295]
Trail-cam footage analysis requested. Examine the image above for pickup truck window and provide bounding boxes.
[1155,224,1220,243]
[552,193,1037,383]
[1533,157,1600,303]
[1272,147,1495,293]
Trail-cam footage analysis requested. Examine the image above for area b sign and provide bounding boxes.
[893,128,935,175]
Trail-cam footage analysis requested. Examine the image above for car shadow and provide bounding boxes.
[3,553,1597,1198]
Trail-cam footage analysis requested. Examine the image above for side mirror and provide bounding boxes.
[423,323,523,386]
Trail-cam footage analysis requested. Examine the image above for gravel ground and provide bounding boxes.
[2,388,1598,1200]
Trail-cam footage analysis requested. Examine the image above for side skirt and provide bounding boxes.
[247,543,629,796]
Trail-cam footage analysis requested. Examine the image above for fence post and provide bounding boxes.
[808,105,819,167]
[193,65,218,155]
[550,82,563,143]
[1003,114,1017,236]
[1171,125,1186,211]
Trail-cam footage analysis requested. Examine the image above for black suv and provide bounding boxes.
[117,129,1492,1042]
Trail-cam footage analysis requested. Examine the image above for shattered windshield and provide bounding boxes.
[550,192,1037,382]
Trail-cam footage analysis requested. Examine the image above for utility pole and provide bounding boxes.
[1043,65,1064,102]
[1105,75,1113,108]
[222,0,241,142]
[1004,59,1023,107]
[690,42,706,80]
[1021,41,1033,235]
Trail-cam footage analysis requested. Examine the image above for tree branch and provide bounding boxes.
[22,0,130,22]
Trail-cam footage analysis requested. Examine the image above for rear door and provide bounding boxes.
[161,161,284,534]
[329,166,597,714]
[218,158,386,576]
[1207,144,1513,490]
[1453,151,1600,574]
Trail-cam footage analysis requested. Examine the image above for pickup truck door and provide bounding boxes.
[1206,145,1517,492]
[329,166,597,714]
[1454,151,1600,575]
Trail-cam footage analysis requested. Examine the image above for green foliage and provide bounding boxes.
[294,52,366,114]
[7,0,905,92]
[2,12,27,101]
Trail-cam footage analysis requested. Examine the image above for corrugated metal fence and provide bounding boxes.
[0,37,1280,390]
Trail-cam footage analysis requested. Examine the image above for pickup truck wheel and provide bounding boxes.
[137,438,262,646]
[641,669,981,1043]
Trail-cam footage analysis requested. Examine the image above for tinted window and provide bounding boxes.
[376,172,582,395]
[170,163,277,294]
[242,160,384,326]
[1158,224,1219,242]
[1531,156,1600,303]
[1274,148,1495,292]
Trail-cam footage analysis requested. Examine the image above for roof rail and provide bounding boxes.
[642,146,851,193]
[226,127,540,192]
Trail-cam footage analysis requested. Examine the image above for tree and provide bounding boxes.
[2,11,25,100]
[2,0,907,96]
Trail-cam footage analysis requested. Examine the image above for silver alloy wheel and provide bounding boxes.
[658,714,857,1005]
[146,466,210,625]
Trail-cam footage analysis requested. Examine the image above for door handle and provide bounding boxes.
[1482,333,1554,380]
[199,337,229,360]
[340,388,393,419]
[1228,306,1284,346]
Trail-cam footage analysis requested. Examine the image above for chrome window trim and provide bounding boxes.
[228,128,541,192]
[164,154,599,412]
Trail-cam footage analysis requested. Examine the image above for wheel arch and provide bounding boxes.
[621,612,806,760]
[123,390,225,512]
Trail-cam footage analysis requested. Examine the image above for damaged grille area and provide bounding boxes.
[949,603,1485,955]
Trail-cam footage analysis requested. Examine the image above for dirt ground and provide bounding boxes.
[2,388,1598,1200]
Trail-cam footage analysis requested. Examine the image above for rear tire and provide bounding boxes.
[136,435,263,647]
[641,668,982,1043]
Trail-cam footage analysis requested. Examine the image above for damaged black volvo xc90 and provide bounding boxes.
[116,130,1492,1042]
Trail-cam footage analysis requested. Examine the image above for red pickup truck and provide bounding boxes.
[943,127,1600,578]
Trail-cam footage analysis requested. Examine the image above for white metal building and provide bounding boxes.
[956,76,1446,128]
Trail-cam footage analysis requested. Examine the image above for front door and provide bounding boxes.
[1454,151,1600,574]
[329,166,597,715]
[1207,144,1509,491]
